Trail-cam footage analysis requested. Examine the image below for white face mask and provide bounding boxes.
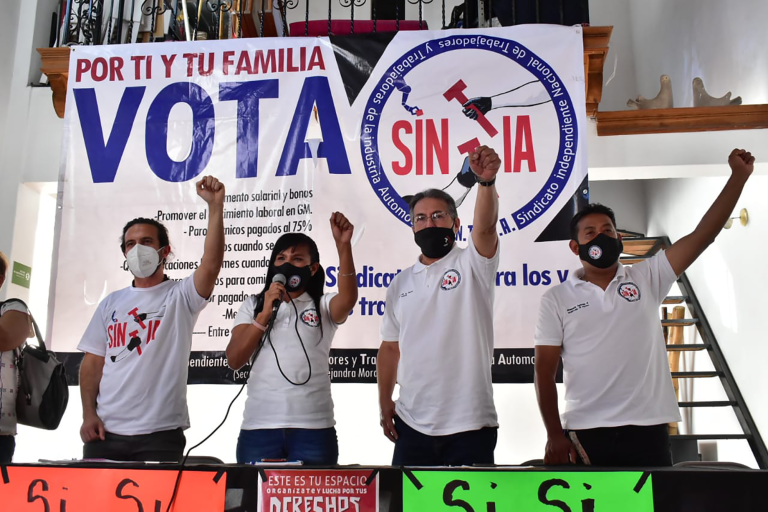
[125,244,164,278]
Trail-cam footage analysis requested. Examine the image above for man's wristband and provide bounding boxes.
[477,177,496,187]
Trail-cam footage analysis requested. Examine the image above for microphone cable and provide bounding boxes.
[267,293,312,386]
[165,297,275,512]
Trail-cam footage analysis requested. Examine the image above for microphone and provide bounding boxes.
[271,274,286,319]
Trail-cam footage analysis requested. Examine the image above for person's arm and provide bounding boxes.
[226,284,286,370]
[0,309,31,352]
[377,340,400,442]
[469,146,501,258]
[328,212,358,324]
[226,323,265,371]
[194,175,226,299]
[535,345,576,465]
[665,149,754,276]
[79,353,106,442]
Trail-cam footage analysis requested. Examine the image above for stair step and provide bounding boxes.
[678,401,737,408]
[671,434,750,441]
[662,318,699,327]
[622,237,666,256]
[620,256,650,264]
[617,229,647,239]
[666,344,709,351]
[663,296,688,304]
[671,371,722,378]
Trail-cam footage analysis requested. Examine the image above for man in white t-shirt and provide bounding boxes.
[535,149,755,467]
[378,145,501,466]
[78,176,225,462]
[0,251,33,463]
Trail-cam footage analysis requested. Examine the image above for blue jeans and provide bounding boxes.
[236,427,339,465]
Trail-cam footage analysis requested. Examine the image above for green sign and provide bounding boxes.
[11,261,31,289]
[403,470,654,512]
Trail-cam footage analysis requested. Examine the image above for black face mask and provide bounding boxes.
[578,233,623,269]
[414,227,456,259]
[274,262,313,291]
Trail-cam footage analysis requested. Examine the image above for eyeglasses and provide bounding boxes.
[413,211,451,226]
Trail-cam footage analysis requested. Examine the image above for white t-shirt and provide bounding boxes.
[0,300,27,435]
[381,235,499,436]
[78,275,208,435]
[534,250,682,430]
[233,292,340,430]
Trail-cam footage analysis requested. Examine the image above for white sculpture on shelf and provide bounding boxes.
[627,75,674,110]
[692,77,742,107]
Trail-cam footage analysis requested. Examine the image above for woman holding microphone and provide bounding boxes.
[226,213,358,465]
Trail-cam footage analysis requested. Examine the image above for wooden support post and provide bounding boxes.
[668,305,686,435]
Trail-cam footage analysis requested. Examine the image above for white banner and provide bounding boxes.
[52,25,588,382]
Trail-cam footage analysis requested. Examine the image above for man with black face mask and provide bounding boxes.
[77,176,225,462]
[534,149,755,467]
[378,145,501,466]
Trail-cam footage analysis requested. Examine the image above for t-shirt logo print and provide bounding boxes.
[618,282,641,302]
[300,308,320,327]
[108,306,165,363]
[588,244,602,260]
[440,269,462,291]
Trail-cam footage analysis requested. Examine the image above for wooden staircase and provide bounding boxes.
[619,234,768,467]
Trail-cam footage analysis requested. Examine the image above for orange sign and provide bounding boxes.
[0,466,226,511]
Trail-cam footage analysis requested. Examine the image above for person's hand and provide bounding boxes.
[379,399,399,443]
[330,212,354,246]
[544,434,578,465]
[469,145,501,183]
[462,97,492,120]
[80,412,106,443]
[255,282,288,326]
[728,148,755,180]
[196,176,225,206]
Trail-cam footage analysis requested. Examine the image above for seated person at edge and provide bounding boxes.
[78,176,225,462]
[534,149,754,466]
[377,145,501,466]
[226,213,358,465]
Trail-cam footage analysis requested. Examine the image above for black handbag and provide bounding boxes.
[3,299,69,430]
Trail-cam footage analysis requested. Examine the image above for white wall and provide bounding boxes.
[647,175,768,465]
[0,2,63,303]
[627,0,768,107]
[15,384,560,465]
[588,0,638,112]
[588,180,648,235]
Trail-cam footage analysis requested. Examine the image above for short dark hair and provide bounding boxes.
[570,203,617,241]
[408,189,458,222]
[120,218,171,253]
[0,251,8,278]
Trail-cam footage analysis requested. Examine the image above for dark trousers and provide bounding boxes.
[236,427,339,465]
[0,435,15,463]
[392,417,497,466]
[568,424,673,467]
[83,428,186,462]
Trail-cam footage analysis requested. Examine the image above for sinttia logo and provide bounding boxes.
[360,33,579,231]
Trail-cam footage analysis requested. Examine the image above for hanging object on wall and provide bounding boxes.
[692,77,742,107]
[627,74,673,110]
[723,208,749,229]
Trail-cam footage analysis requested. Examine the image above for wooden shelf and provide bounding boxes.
[596,104,768,136]
[582,26,612,119]
[38,47,71,119]
[38,27,613,120]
